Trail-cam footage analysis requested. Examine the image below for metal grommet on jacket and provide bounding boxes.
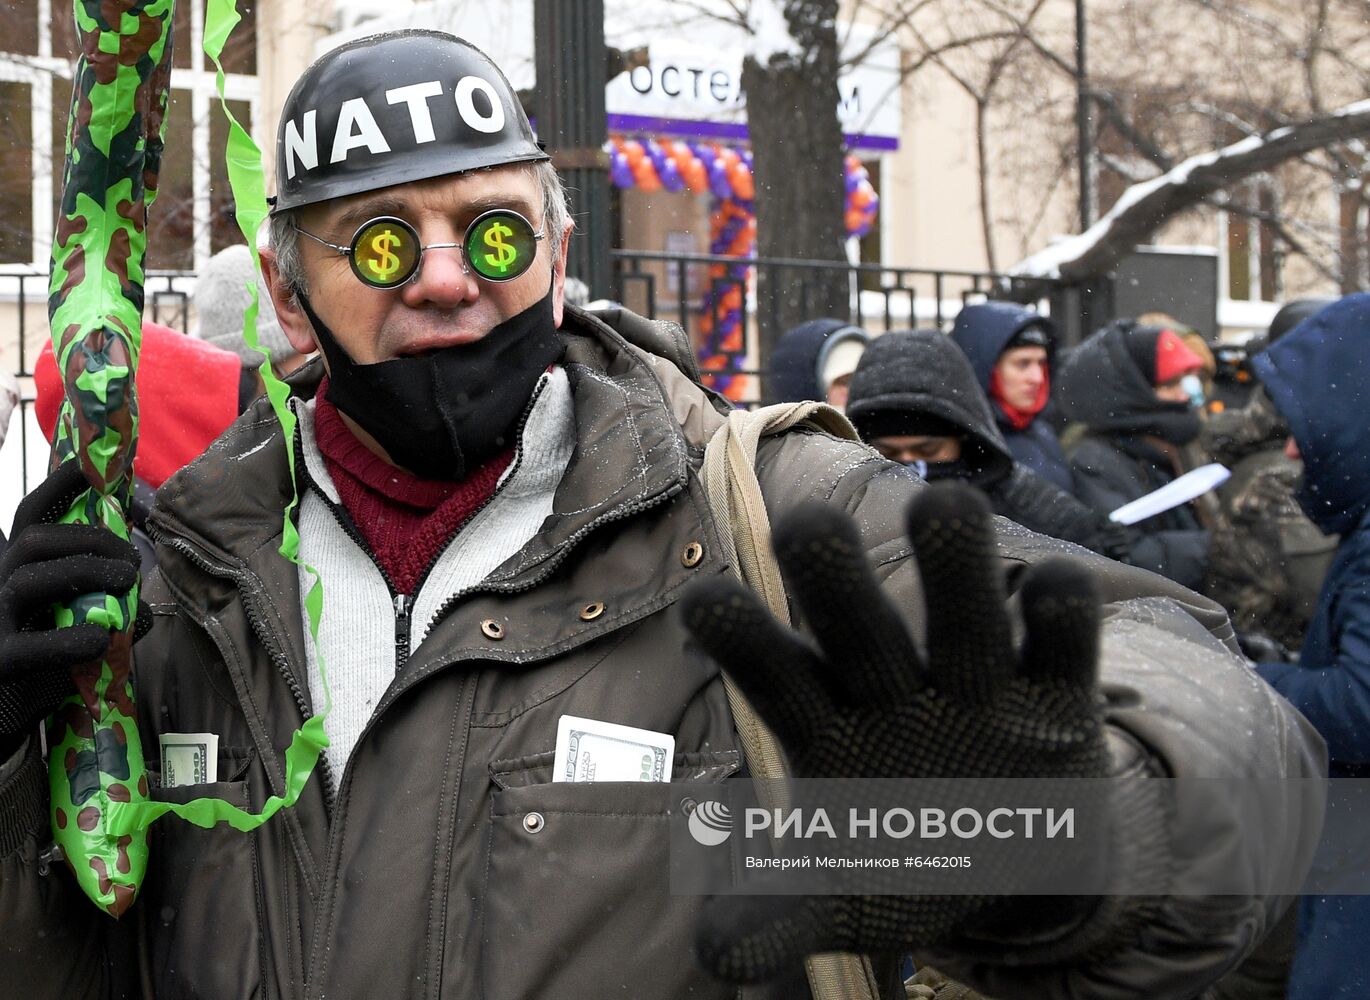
[481,619,505,640]
[579,601,605,621]
[522,812,545,834]
[681,541,704,567]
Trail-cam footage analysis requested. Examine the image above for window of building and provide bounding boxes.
[1336,187,1370,294]
[4,0,260,272]
[1223,178,1280,303]
[856,157,884,292]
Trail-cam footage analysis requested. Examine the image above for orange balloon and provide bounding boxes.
[669,141,695,173]
[845,209,864,231]
[633,159,661,192]
[684,159,708,194]
[623,140,645,168]
[729,162,754,200]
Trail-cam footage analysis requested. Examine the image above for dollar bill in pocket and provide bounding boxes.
[159,732,219,788]
[553,715,674,783]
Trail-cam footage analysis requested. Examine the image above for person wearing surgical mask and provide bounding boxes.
[1055,321,1214,592]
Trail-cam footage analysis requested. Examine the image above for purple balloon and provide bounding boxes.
[645,140,668,172]
[710,162,733,201]
[660,159,685,192]
[610,151,634,188]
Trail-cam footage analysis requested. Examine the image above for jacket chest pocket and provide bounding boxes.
[144,750,262,1000]
[479,751,740,1000]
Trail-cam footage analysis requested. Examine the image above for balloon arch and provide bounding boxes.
[607,136,879,400]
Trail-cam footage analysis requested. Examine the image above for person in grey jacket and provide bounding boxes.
[0,30,1325,1000]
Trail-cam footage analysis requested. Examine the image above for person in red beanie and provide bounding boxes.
[33,320,244,569]
[1055,321,1213,591]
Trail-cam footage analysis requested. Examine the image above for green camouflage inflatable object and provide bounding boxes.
[47,0,331,917]
[46,0,177,918]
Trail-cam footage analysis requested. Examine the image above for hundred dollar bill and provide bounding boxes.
[553,715,674,783]
[159,732,219,788]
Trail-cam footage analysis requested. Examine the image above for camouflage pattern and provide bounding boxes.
[45,0,176,917]
[1202,387,1337,652]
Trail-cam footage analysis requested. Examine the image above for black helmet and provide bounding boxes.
[272,30,548,214]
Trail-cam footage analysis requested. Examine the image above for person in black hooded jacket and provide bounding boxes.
[1056,320,1212,592]
[846,329,1130,559]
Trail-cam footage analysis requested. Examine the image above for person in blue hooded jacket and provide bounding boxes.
[950,301,1075,494]
[1251,292,1370,1000]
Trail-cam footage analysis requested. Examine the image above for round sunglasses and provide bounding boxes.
[293,208,545,289]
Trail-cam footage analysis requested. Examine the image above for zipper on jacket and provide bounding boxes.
[151,530,339,813]
[394,593,411,672]
[295,377,545,671]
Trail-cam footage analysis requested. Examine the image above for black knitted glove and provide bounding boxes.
[0,463,147,757]
[1091,519,1139,563]
[680,482,1108,983]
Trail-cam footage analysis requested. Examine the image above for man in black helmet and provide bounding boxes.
[0,30,1326,1000]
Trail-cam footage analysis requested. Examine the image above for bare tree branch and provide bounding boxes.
[1012,99,1370,279]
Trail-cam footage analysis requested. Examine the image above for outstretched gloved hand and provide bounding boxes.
[680,481,1109,983]
[0,462,148,759]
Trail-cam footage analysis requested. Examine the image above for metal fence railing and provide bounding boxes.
[611,249,1057,404]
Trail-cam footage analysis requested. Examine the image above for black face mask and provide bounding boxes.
[921,458,974,483]
[299,291,564,480]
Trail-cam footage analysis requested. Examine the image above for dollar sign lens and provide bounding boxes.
[369,229,402,280]
[482,222,518,274]
[352,218,419,287]
[467,211,537,281]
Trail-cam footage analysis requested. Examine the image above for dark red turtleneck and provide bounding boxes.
[313,380,513,595]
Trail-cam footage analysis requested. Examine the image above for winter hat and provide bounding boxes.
[1003,322,1051,352]
[851,408,963,442]
[194,244,295,368]
[818,330,868,396]
[1125,325,1204,386]
[1154,329,1206,384]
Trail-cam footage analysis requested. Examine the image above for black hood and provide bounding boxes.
[1056,320,1201,445]
[846,329,1013,484]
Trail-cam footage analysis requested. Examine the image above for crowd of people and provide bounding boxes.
[0,26,1361,1000]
